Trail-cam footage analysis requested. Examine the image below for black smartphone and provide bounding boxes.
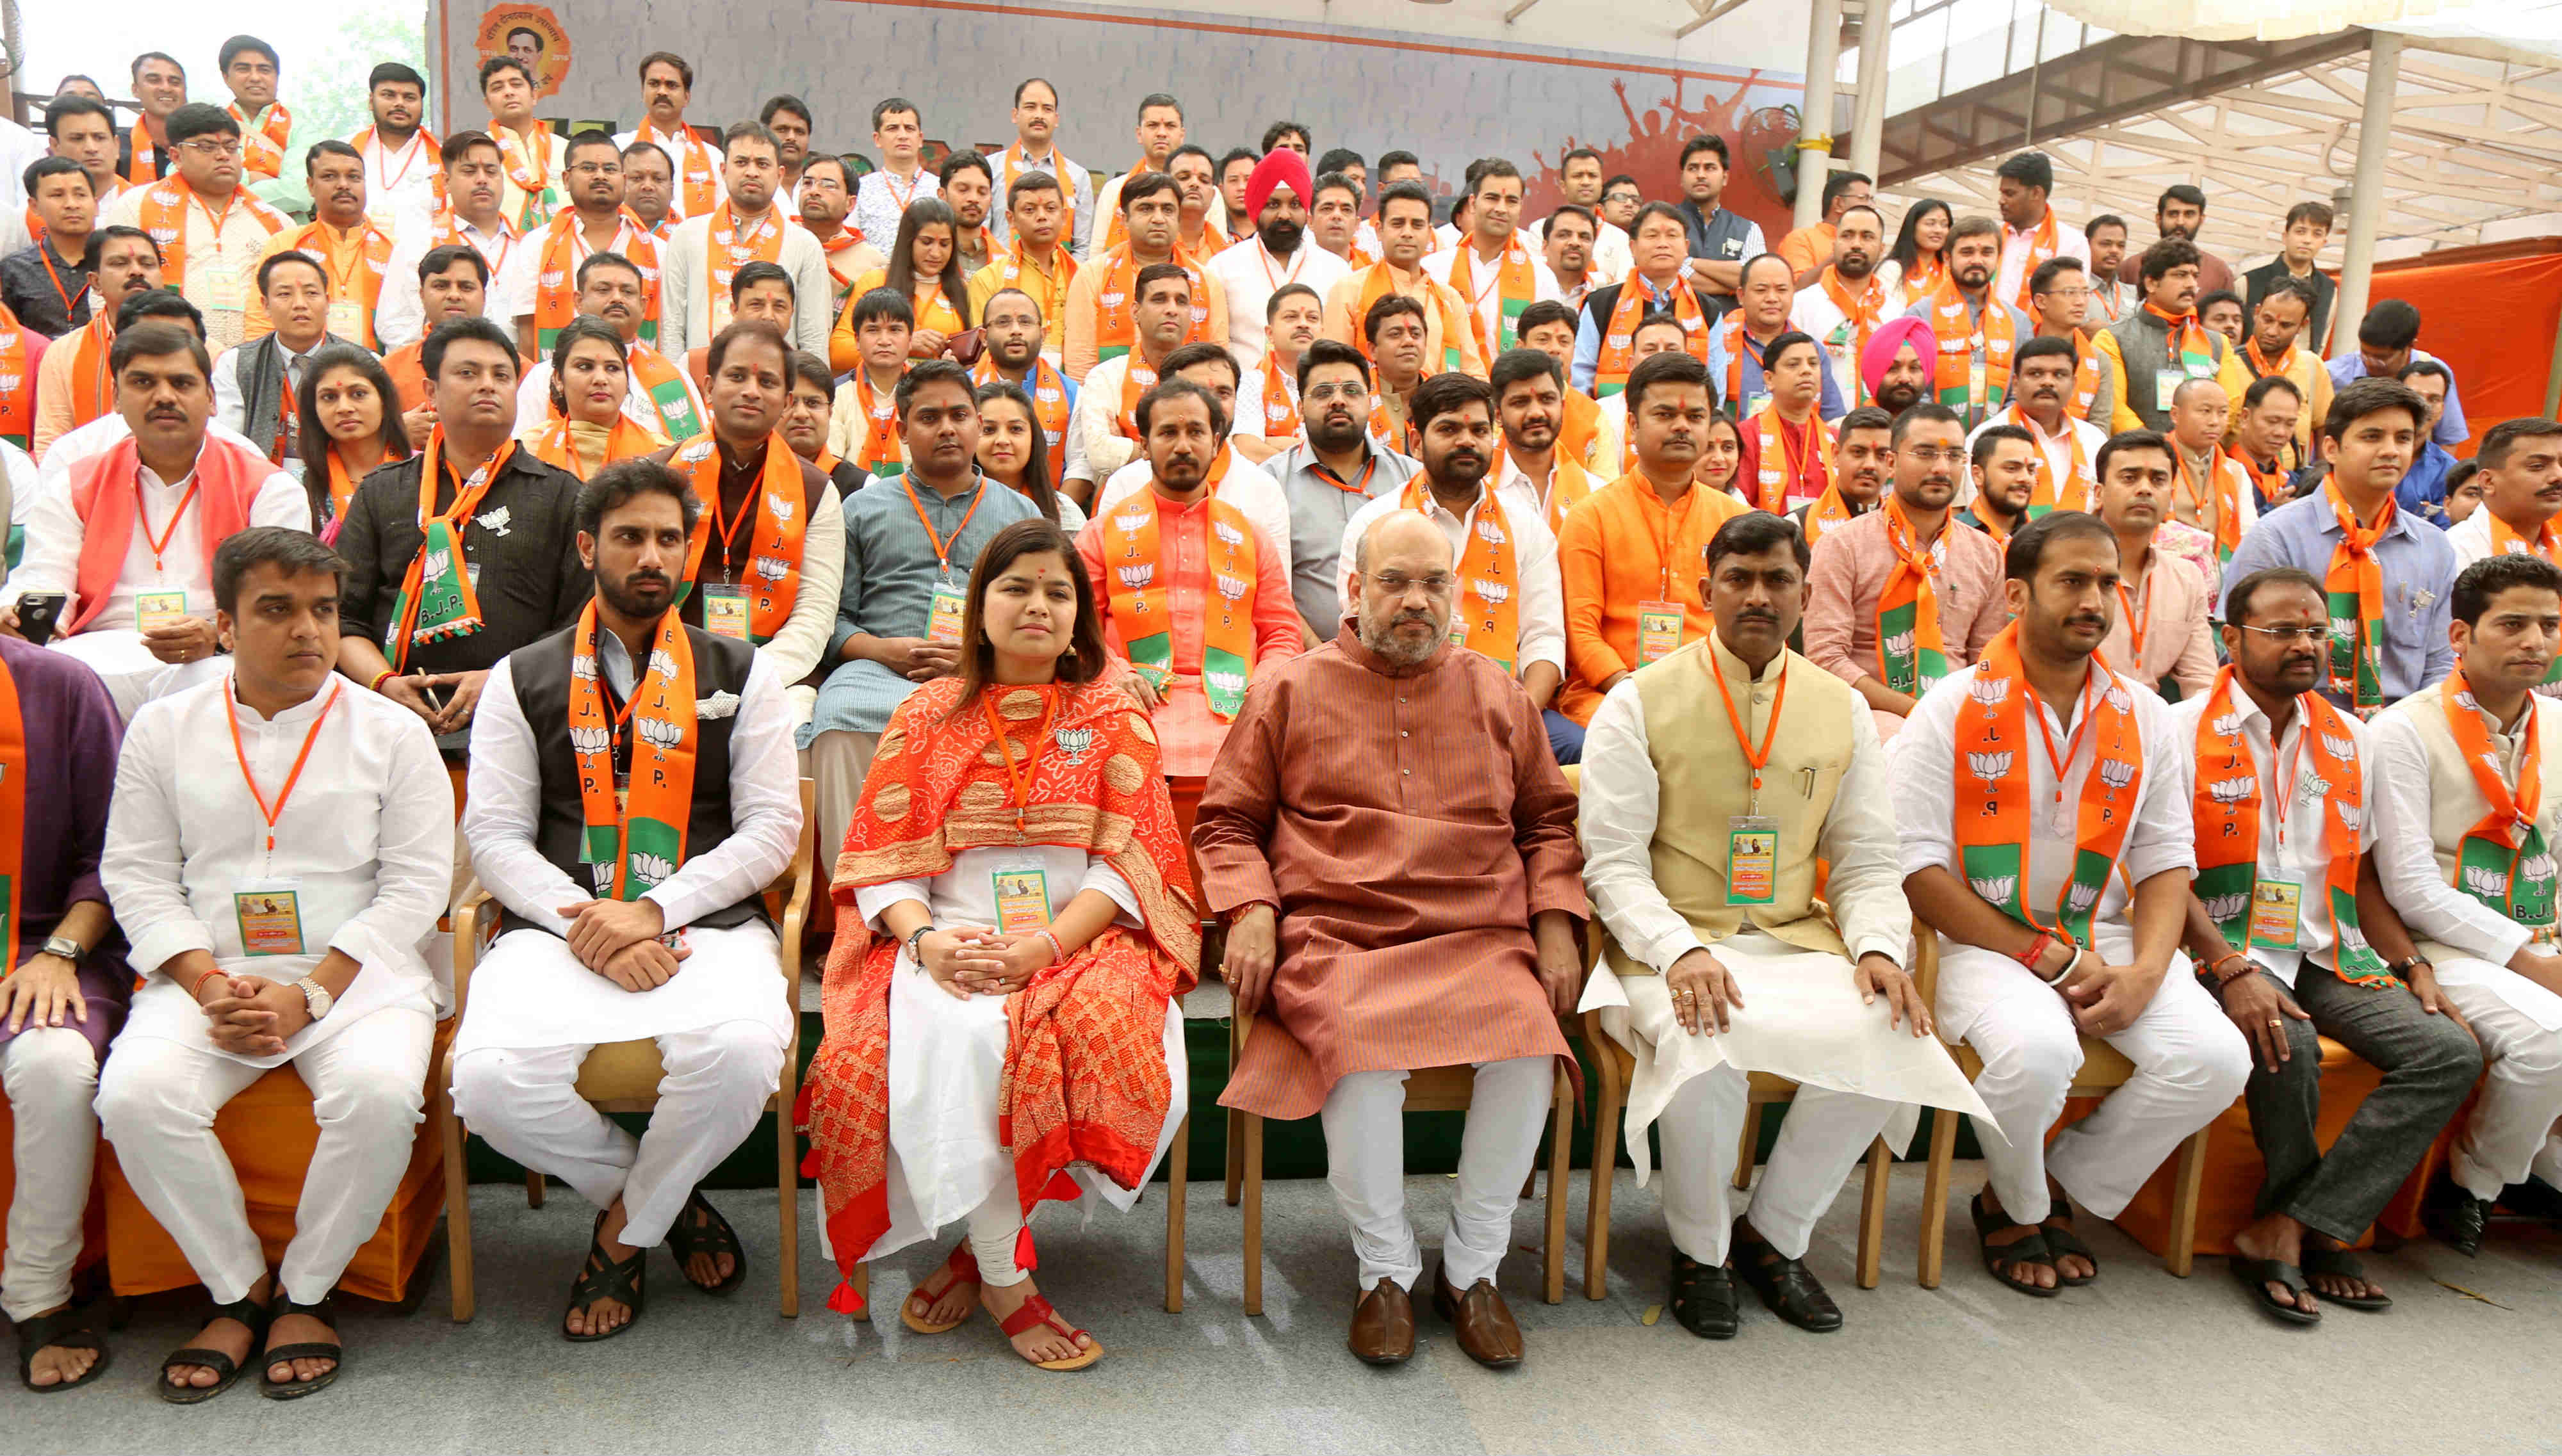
[15,591,66,648]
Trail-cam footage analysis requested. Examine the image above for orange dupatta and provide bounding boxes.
[1400,477,1522,672]
[1594,271,1709,397]
[673,435,809,644]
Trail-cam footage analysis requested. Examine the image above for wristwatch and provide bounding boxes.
[288,976,334,1022]
[2388,953,2432,980]
[905,925,934,967]
[39,936,85,966]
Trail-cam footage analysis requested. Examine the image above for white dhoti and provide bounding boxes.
[450,924,791,1247]
[832,957,1187,1282]
[94,1007,435,1305]
[1934,925,2250,1223]
[1,1030,101,1320]
[47,631,225,723]
[1579,932,1993,1264]
[2427,957,2562,1201]
[1321,1055,1553,1293]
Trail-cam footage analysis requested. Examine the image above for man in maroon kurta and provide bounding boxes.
[1197,510,1587,1371]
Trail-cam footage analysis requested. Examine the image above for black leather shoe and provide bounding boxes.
[1731,1223,1843,1332]
[1667,1250,1738,1340]
[2426,1177,2492,1257]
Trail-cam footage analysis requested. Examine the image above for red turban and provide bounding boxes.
[1244,149,1314,222]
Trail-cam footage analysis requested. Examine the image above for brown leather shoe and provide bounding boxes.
[1348,1278,1415,1366]
[1432,1264,1523,1369]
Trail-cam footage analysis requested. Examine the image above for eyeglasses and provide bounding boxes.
[1902,446,1968,467]
[2237,624,2331,645]
[567,161,621,176]
[1303,382,1367,403]
[180,138,243,157]
[1366,572,1456,597]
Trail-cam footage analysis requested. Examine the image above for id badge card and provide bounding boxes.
[2248,879,2303,950]
[1636,601,1685,667]
[202,269,247,317]
[136,589,190,633]
[1744,391,1770,419]
[1726,817,1777,906]
[327,297,366,342]
[614,769,631,818]
[703,583,751,642]
[2156,368,2185,412]
[1968,355,1988,407]
[992,864,1054,934]
[232,877,307,957]
[927,578,968,644]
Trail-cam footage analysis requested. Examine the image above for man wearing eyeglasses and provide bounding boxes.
[2025,257,2119,429]
[101,104,290,352]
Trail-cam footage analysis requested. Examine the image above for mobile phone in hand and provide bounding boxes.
[15,592,66,648]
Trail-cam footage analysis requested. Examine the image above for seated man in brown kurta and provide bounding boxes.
[1196,510,1588,1371]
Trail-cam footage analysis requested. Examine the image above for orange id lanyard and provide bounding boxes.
[226,681,343,853]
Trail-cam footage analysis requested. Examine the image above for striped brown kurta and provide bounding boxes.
[1196,624,1586,1120]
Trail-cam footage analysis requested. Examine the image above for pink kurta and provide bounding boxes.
[1196,626,1585,1120]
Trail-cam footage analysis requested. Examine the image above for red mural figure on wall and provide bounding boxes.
[1526,74,1796,243]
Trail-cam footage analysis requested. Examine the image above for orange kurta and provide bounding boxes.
[1196,625,1585,1121]
[1554,472,1750,724]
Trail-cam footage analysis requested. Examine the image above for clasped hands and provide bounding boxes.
[915,924,1054,999]
[555,897,688,992]
[185,948,354,1057]
[2034,939,2155,1037]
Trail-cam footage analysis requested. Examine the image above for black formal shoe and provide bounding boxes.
[2424,1177,2492,1257]
[1731,1222,1843,1332]
[1667,1250,1738,1340]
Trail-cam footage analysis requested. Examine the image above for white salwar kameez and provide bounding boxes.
[95,674,454,1304]
[452,640,802,1248]
[1576,670,1992,1265]
[840,845,1185,1282]
[1889,661,2250,1225]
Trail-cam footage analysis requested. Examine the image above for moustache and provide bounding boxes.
[2066,611,2108,631]
[621,570,672,590]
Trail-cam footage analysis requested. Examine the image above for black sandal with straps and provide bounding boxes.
[258,1293,345,1400]
[2039,1206,2100,1286]
[158,1295,270,1405]
[664,1188,747,1297]
[1973,1193,2062,1299]
[15,1306,110,1394]
[562,1211,648,1343]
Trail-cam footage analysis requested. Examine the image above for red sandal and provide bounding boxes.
[997,1291,1104,1371]
[899,1243,982,1334]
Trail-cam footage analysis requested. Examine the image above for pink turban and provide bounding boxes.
[1861,316,1937,400]
[1244,149,1314,222]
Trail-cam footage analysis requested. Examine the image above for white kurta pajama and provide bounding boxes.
[1576,652,1992,1266]
[452,640,799,1249]
[2368,688,2562,1200]
[95,675,454,1305]
[840,848,1186,1280]
[1889,660,2251,1225]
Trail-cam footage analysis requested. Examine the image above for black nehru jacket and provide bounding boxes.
[338,446,594,680]
[494,622,765,937]
[1581,279,1728,338]
[643,437,837,631]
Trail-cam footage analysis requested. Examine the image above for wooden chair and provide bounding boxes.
[1910,929,2208,1288]
[1578,926,1892,1300]
[436,779,818,1321]
[1227,1007,1571,1316]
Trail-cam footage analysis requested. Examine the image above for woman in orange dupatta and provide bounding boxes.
[801,518,1199,1372]
[521,315,667,479]
[294,344,412,542]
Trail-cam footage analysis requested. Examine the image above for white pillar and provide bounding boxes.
[2333,31,2402,351]
[1848,0,1893,180]
[1795,0,1845,232]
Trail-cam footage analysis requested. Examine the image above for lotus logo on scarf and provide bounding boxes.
[2105,685,2134,715]
[571,652,598,681]
[2463,864,2511,898]
[2099,758,2135,792]
[1970,874,2016,903]
[769,495,796,521]
[1214,572,1250,603]
[2212,711,2247,738]
[1116,562,1155,590]
[423,546,452,581]
[569,725,612,756]
[629,851,676,885]
[2324,733,2356,761]
[665,395,696,423]
[2065,881,2101,914]
[2334,617,2360,645]
[648,648,680,679]
[2204,891,2249,925]
[635,715,685,750]
[1970,677,2009,709]
[2455,690,2480,711]
[1471,579,1510,607]
[1968,750,2014,782]
[1213,521,1246,551]
[1052,727,1095,764]
[2526,853,2558,886]
[678,438,717,465]
[2336,802,2363,833]
[1101,289,1125,308]
[591,862,616,890]
[1113,508,1151,533]
[1205,668,1247,699]
[1476,518,1506,546]
[753,554,791,582]
[1884,630,1914,661]
[2207,775,2256,805]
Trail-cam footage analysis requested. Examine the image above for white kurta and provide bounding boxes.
[1576,672,1991,1180]
[101,674,455,1069]
[375,216,521,350]
[1421,241,1563,360]
[455,638,802,1054]
[840,847,1184,1263]
[1205,235,1352,376]
[656,209,834,359]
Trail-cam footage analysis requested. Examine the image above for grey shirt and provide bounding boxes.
[803,467,1042,743]
[1266,439,1423,640]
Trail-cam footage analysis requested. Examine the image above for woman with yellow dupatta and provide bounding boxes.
[294,344,412,542]
[801,517,1198,1372]
[520,316,667,479]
